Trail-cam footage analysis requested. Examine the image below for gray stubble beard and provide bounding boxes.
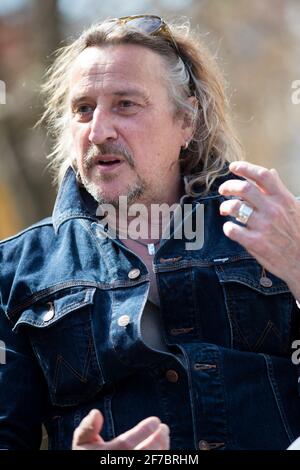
[80,143,148,208]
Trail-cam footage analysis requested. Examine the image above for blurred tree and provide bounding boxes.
[0,0,60,238]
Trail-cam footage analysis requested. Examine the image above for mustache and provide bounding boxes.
[83,143,134,169]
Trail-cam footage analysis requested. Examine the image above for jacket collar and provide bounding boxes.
[52,167,98,233]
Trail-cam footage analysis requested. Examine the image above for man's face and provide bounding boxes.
[69,44,189,207]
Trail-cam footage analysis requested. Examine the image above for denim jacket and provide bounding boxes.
[1,167,300,450]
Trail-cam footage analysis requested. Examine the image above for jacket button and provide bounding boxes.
[199,440,210,450]
[43,303,55,322]
[118,315,131,327]
[166,369,179,383]
[259,276,273,288]
[128,268,141,280]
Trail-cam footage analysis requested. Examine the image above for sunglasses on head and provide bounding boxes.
[109,15,194,91]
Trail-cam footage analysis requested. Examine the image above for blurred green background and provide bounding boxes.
[1,0,300,240]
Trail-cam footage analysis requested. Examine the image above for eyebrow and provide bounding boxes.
[70,89,149,106]
[113,89,148,100]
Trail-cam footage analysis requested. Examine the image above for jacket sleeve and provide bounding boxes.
[0,306,48,449]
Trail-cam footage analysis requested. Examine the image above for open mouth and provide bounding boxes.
[97,159,121,166]
[93,155,125,172]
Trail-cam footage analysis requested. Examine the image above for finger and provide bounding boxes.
[134,423,170,450]
[219,199,256,228]
[72,442,106,450]
[218,179,263,208]
[228,161,280,195]
[222,221,273,264]
[72,409,104,447]
[107,416,161,450]
[220,198,246,216]
[222,221,261,256]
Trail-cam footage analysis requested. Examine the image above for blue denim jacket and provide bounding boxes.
[1,167,300,450]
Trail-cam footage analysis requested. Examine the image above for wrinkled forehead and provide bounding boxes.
[69,44,167,91]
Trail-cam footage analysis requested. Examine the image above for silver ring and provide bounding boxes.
[235,202,254,225]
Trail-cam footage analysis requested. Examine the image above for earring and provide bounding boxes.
[183,141,189,150]
[76,170,82,184]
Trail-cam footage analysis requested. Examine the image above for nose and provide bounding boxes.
[88,107,118,145]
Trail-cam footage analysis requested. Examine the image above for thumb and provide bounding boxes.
[72,409,104,447]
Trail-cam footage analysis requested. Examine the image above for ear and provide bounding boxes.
[180,96,198,142]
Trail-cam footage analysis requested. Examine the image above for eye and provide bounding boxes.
[119,100,135,107]
[72,103,95,121]
[76,104,94,115]
[116,100,140,115]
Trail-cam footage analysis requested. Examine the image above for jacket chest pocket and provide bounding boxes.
[215,260,293,355]
[13,287,104,406]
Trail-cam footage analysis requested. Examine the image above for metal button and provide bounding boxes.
[128,268,141,280]
[166,369,179,383]
[43,303,55,322]
[199,440,210,450]
[118,315,131,327]
[259,276,273,288]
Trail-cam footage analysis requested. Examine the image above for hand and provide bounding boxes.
[218,161,300,296]
[72,409,170,450]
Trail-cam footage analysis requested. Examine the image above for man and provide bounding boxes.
[1,15,300,451]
